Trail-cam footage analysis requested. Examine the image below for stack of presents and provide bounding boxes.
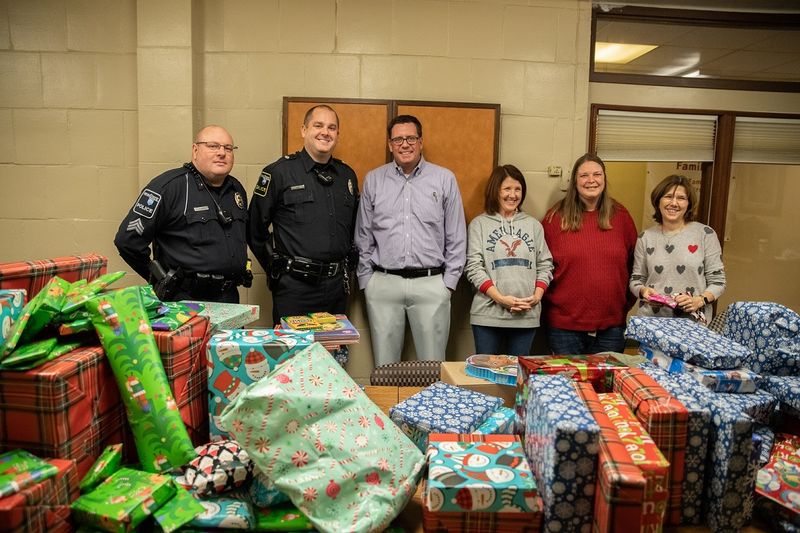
[1,253,799,533]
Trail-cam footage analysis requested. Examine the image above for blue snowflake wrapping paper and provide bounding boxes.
[723,301,800,376]
[389,382,503,452]
[638,363,710,525]
[473,406,516,435]
[640,344,761,393]
[759,375,800,413]
[642,363,758,531]
[524,374,599,533]
[626,316,749,369]
[753,423,775,467]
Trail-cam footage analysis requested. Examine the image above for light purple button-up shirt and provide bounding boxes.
[355,156,467,290]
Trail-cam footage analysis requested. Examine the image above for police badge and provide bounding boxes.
[234,192,244,209]
[348,179,354,196]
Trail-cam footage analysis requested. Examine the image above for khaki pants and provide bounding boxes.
[364,271,451,367]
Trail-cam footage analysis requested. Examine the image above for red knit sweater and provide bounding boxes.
[542,205,638,331]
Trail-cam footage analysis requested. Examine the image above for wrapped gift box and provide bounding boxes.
[524,374,599,533]
[759,375,800,413]
[71,467,175,532]
[390,382,502,452]
[425,434,540,514]
[207,328,314,439]
[575,382,646,533]
[724,301,800,376]
[0,254,107,300]
[612,367,688,526]
[756,433,800,514]
[473,406,516,435]
[754,424,775,467]
[641,363,758,531]
[515,354,626,435]
[0,289,26,347]
[640,344,761,393]
[0,346,126,477]
[440,361,515,408]
[632,364,710,526]
[625,316,749,369]
[153,315,211,445]
[421,480,543,533]
[189,301,260,331]
[0,458,78,533]
[598,393,669,531]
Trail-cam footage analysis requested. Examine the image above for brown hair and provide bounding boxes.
[303,104,339,126]
[545,153,617,232]
[484,165,527,215]
[650,174,698,224]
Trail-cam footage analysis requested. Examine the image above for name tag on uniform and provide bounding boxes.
[290,184,305,191]
[194,206,210,212]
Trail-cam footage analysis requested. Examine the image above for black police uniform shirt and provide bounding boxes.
[248,148,359,272]
[114,163,249,281]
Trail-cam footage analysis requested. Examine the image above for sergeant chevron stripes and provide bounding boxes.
[127,218,145,235]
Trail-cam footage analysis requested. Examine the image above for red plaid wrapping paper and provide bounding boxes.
[575,382,646,533]
[0,254,107,299]
[0,346,126,477]
[135,315,211,446]
[598,393,669,532]
[421,481,543,533]
[612,367,688,526]
[515,354,626,435]
[0,457,79,533]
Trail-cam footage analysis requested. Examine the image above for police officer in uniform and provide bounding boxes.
[114,125,250,303]
[249,105,359,325]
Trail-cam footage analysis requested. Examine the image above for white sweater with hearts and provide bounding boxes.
[630,221,726,319]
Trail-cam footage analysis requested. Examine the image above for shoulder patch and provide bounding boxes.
[132,189,161,219]
[253,171,271,197]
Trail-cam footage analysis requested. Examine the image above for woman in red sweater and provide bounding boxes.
[542,153,637,354]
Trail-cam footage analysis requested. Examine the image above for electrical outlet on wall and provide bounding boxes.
[559,171,570,191]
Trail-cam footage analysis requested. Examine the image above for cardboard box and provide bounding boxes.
[440,361,515,408]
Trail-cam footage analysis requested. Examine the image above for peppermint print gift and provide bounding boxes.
[220,342,424,533]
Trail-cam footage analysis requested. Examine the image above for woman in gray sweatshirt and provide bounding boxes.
[465,164,554,355]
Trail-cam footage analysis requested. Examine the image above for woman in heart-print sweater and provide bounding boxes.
[630,174,726,322]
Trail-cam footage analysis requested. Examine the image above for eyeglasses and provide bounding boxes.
[389,135,420,146]
[195,141,238,154]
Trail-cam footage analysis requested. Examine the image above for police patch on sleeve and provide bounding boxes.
[254,171,271,197]
[132,189,161,219]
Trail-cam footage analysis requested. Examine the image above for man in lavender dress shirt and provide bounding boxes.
[355,115,467,367]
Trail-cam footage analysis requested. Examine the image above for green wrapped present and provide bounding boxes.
[60,271,125,315]
[153,484,204,532]
[80,443,124,493]
[0,339,80,370]
[85,287,195,472]
[253,502,313,531]
[0,449,59,498]
[71,467,175,532]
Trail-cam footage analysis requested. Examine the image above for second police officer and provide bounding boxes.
[248,105,359,326]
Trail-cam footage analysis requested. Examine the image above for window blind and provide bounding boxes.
[733,116,800,164]
[595,109,717,162]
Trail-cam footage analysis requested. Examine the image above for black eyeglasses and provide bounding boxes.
[195,141,238,154]
[389,136,420,146]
